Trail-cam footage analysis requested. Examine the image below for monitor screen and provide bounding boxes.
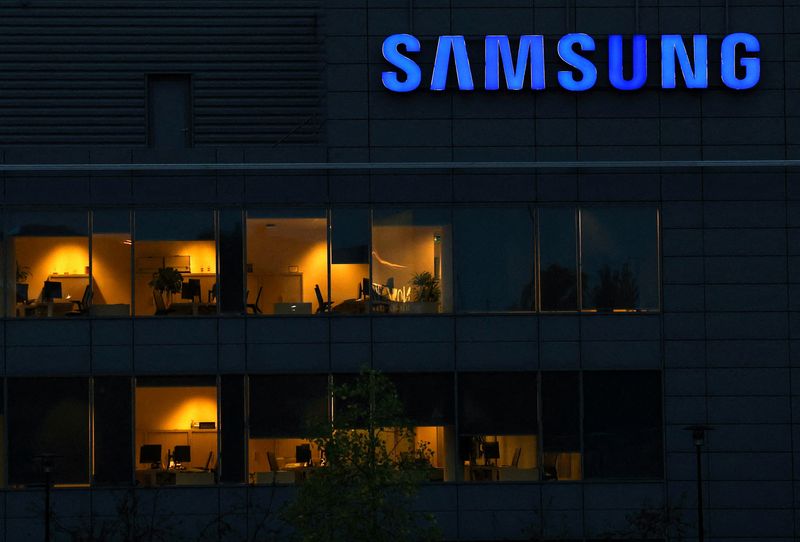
[483,441,500,460]
[16,283,28,303]
[140,444,162,464]
[42,280,62,301]
[173,445,191,463]
[296,443,312,464]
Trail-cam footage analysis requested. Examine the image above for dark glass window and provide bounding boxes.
[390,374,456,482]
[8,378,90,486]
[454,207,535,312]
[541,372,581,481]
[8,211,89,318]
[248,375,328,483]
[94,377,133,485]
[580,207,659,312]
[583,371,663,479]
[134,210,216,316]
[539,208,578,311]
[372,209,453,314]
[219,209,244,314]
[458,373,539,482]
[245,209,327,316]
[220,375,246,483]
[330,209,370,314]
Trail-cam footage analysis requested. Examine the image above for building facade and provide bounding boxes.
[0,1,794,540]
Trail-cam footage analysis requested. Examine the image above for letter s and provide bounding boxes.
[382,34,422,92]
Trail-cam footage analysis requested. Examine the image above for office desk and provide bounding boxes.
[253,471,296,485]
[17,301,73,318]
[466,464,500,482]
[136,468,214,487]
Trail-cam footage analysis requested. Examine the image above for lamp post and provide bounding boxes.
[684,425,713,542]
[33,453,60,542]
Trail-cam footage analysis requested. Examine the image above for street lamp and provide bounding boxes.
[33,453,60,542]
[684,425,713,542]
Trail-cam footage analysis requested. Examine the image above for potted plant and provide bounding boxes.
[15,261,30,303]
[148,267,183,307]
[408,271,440,314]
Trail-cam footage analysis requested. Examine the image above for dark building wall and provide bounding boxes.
[0,1,796,542]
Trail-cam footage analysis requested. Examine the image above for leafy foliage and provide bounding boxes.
[589,263,639,310]
[148,267,183,294]
[282,369,440,542]
[409,271,441,303]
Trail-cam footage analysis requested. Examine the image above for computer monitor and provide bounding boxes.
[139,444,162,468]
[296,443,312,465]
[181,279,201,300]
[482,441,500,463]
[173,445,191,464]
[16,283,28,303]
[42,280,62,301]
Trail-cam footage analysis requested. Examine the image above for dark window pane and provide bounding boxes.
[541,372,581,481]
[249,375,328,438]
[539,208,577,311]
[330,209,369,314]
[580,207,659,311]
[583,371,663,479]
[390,373,454,426]
[220,375,246,483]
[219,209,244,314]
[454,207,534,312]
[8,378,90,486]
[458,373,537,435]
[94,377,133,485]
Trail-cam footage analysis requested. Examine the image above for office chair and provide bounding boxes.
[208,283,217,304]
[267,451,279,472]
[314,284,332,313]
[511,447,522,468]
[246,286,262,314]
[66,285,92,317]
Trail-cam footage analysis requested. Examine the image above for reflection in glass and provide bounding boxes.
[583,371,663,479]
[454,207,535,312]
[539,208,577,311]
[580,207,658,312]
[458,373,539,482]
[249,375,328,485]
[134,210,216,316]
[372,209,452,314]
[91,210,131,316]
[7,212,89,318]
[329,209,370,314]
[541,372,582,481]
[246,209,327,316]
[8,378,90,486]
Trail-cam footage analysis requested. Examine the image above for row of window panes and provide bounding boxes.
[3,371,663,487]
[3,206,658,318]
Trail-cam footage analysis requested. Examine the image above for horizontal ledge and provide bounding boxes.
[0,160,799,172]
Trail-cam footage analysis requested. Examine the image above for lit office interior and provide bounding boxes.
[134,377,218,486]
[134,210,216,317]
[5,206,657,317]
[458,373,540,482]
[245,209,328,315]
[1,371,662,488]
[248,375,328,484]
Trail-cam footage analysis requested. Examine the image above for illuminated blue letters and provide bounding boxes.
[485,35,545,91]
[380,33,761,93]
[381,33,422,92]
[557,33,597,92]
[661,35,708,89]
[721,32,760,90]
[431,36,474,91]
[608,35,647,91]
[381,34,422,92]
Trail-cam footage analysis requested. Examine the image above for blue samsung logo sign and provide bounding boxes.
[382,33,760,92]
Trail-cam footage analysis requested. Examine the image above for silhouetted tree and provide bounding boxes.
[540,263,578,310]
[589,263,639,310]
